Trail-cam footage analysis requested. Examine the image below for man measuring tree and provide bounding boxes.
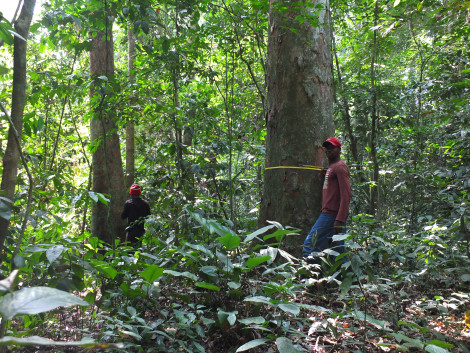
[302,137,352,263]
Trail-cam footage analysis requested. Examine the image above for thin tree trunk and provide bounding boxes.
[331,20,360,168]
[0,0,36,254]
[126,28,136,188]
[369,0,380,217]
[259,0,334,256]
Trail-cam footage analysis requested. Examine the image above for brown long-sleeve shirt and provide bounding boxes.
[321,159,351,223]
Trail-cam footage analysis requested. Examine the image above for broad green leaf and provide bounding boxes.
[0,336,123,348]
[0,26,13,46]
[263,228,299,242]
[260,247,277,264]
[217,233,240,250]
[238,316,265,325]
[195,282,220,291]
[425,344,450,353]
[0,197,11,221]
[390,332,423,348]
[278,303,300,316]
[244,296,272,305]
[339,273,354,295]
[185,243,214,258]
[141,265,164,283]
[332,233,350,242]
[276,337,303,353]
[163,270,198,281]
[460,274,470,282]
[0,287,88,320]
[88,192,98,203]
[218,309,237,326]
[90,260,117,279]
[13,255,25,268]
[46,245,65,264]
[245,255,271,269]
[427,340,454,349]
[236,338,269,352]
[200,266,218,277]
[351,255,363,276]
[244,225,276,243]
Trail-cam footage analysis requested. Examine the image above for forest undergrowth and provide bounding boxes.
[4,211,470,353]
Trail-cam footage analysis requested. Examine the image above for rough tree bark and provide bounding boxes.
[89,28,126,245]
[259,0,334,256]
[0,0,36,253]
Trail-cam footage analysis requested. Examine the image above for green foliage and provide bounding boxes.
[0,0,469,351]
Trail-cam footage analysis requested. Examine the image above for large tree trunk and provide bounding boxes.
[259,0,334,257]
[90,29,126,245]
[0,0,36,253]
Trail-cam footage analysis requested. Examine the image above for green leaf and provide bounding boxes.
[390,332,423,349]
[460,274,470,282]
[218,309,237,326]
[195,282,220,291]
[332,232,350,242]
[141,265,164,283]
[90,260,117,279]
[276,337,303,353]
[351,255,363,276]
[427,340,454,349]
[245,255,271,269]
[238,316,265,325]
[278,303,300,316]
[163,270,198,281]
[244,296,272,305]
[339,273,354,295]
[0,197,12,221]
[0,22,14,45]
[46,245,65,264]
[263,228,299,242]
[236,338,270,352]
[200,266,218,277]
[244,225,276,243]
[425,344,450,353]
[217,233,240,250]
[0,287,88,320]
[0,336,123,348]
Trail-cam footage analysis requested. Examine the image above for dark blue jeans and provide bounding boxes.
[302,213,345,258]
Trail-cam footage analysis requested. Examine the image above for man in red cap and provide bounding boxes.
[303,137,352,263]
[121,184,151,246]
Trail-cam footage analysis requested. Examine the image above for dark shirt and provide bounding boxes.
[121,197,151,243]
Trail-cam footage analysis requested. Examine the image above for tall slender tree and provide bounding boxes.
[126,27,136,188]
[259,0,334,256]
[0,0,36,254]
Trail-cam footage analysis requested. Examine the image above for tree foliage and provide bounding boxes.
[0,0,468,351]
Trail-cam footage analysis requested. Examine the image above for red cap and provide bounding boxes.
[323,137,341,148]
[129,184,142,196]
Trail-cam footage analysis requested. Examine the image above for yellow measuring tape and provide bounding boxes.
[265,165,323,171]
